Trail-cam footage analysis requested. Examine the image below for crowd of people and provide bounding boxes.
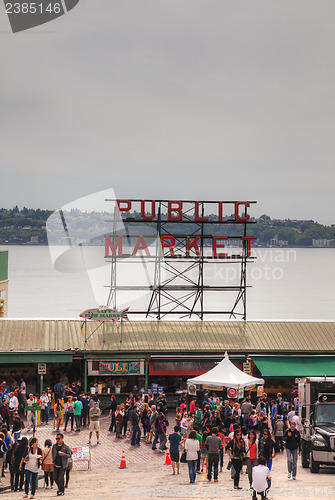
[0,376,302,499]
[108,389,301,498]
[0,377,103,497]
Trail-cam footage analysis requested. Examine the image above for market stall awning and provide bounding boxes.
[187,352,264,389]
[251,356,335,377]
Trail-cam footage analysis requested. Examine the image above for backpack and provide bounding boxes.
[116,412,123,423]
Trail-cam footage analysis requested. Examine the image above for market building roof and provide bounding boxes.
[0,319,335,355]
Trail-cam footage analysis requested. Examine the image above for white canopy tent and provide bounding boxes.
[187,352,264,392]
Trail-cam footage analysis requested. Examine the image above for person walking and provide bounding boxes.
[0,432,6,486]
[54,400,64,432]
[52,433,72,496]
[283,421,301,480]
[226,428,246,490]
[205,426,221,482]
[157,413,168,452]
[259,429,278,489]
[200,429,209,473]
[245,428,259,488]
[115,405,124,439]
[73,397,82,432]
[78,393,88,428]
[20,437,42,499]
[8,392,19,425]
[46,388,52,424]
[40,392,49,425]
[184,430,200,484]
[270,401,278,431]
[11,412,22,442]
[140,403,149,439]
[63,397,74,432]
[130,407,142,446]
[151,406,160,450]
[274,415,284,452]
[26,394,37,432]
[168,425,182,475]
[13,436,28,491]
[241,397,253,427]
[7,439,18,491]
[180,412,190,439]
[108,395,117,432]
[251,456,271,500]
[88,401,101,445]
[41,439,54,489]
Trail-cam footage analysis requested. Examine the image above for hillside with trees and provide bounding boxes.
[0,207,335,247]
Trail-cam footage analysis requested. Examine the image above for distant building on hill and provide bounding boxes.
[312,239,335,247]
[270,235,288,247]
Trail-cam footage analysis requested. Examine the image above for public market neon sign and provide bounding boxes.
[105,199,257,258]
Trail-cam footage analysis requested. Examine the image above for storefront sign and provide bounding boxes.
[38,363,46,375]
[227,387,237,398]
[99,361,140,375]
[202,384,223,391]
[80,307,129,322]
[257,385,264,397]
[238,388,244,399]
[243,362,251,373]
[28,403,41,411]
[188,384,197,396]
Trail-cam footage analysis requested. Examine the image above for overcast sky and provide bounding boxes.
[1,0,334,224]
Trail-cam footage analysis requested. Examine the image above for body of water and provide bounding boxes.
[1,245,334,320]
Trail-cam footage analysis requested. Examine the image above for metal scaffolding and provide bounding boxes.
[104,199,256,320]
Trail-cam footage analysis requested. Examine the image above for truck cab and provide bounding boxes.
[299,377,335,473]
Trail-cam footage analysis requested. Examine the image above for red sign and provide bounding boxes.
[227,388,237,398]
[117,199,252,222]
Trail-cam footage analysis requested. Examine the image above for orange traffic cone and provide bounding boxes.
[118,450,128,469]
[164,447,172,465]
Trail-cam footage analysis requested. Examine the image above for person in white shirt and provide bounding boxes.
[9,392,19,425]
[40,391,50,424]
[252,457,271,499]
[19,378,27,406]
[9,392,18,411]
[287,405,295,423]
[291,412,299,431]
[184,430,200,484]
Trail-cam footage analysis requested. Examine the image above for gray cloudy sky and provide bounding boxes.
[1,0,335,224]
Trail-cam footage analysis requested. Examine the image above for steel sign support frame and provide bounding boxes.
[104,199,256,321]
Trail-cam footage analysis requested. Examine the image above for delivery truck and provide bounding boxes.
[299,377,335,472]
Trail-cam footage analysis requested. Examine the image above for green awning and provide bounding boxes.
[252,356,335,377]
[0,353,73,364]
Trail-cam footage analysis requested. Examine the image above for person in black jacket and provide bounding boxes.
[108,395,117,432]
[130,407,141,446]
[283,421,301,480]
[7,440,18,490]
[226,429,246,490]
[12,413,22,442]
[259,429,278,489]
[13,436,28,491]
[52,433,72,496]
[0,432,6,486]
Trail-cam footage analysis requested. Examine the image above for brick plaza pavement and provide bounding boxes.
[2,417,335,499]
[20,415,164,467]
